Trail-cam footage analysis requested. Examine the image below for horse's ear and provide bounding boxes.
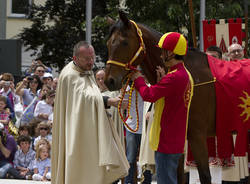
[119,10,130,27]
[106,17,115,26]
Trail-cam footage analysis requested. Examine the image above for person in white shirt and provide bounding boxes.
[34,90,55,122]
[124,85,152,183]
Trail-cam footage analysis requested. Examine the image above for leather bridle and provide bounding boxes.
[106,20,146,71]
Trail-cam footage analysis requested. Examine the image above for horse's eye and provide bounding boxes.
[122,41,128,46]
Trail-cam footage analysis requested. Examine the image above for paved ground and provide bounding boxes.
[0,180,50,184]
[0,179,157,184]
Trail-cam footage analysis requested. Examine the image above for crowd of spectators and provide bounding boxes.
[0,60,57,181]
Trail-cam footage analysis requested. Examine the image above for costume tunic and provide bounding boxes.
[134,63,193,154]
[52,62,129,184]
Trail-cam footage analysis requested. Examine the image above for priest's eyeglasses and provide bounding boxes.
[77,56,95,62]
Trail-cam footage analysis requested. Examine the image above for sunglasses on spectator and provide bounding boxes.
[40,127,48,130]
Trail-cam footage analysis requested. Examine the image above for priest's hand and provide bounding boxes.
[107,97,128,109]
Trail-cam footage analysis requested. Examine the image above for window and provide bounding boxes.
[11,0,32,17]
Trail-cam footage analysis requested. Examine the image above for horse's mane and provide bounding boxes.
[138,23,163,38]
[108,20,163,40]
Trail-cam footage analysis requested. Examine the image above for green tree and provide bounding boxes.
[19,0,120,70]
[124,0,247,48]
[19,0,249,71]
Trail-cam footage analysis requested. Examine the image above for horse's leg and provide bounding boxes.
[189,134,211,184]
[177,154,185,184]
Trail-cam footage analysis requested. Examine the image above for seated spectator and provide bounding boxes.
[25,60,52,77]
[8,135,35,179]
[33,122,52,148]
[52,78,58,91]
[26,119,42,150]
[32,144,51,181]
[16,75,42,125]
[24,60,37,76]
[34,138,51,152]
[18,125,33,148]
[38,84,50,100]
[0,123,17,178]
[0,96,10,134]
[0,80,15,120]
[33,65,46,79]
[34,90,55,122]
[42,73,53,89]
[0,73,19,114]
[19,125,30,137]
[6,98,15,120]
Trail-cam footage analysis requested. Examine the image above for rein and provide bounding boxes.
[107,20,145,133]
[194,77,216,87]
[118,73,140,133]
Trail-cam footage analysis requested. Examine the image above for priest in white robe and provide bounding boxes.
[52,41,129,184]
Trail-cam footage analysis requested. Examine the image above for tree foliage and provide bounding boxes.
[19,0,249,71]
[19,0,120,70]
[124,0,246,47]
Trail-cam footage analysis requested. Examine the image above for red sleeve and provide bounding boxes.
[134,74,177,102]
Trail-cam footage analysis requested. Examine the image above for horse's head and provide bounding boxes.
[104,11,146,91]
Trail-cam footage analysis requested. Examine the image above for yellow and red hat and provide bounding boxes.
[157,32,187,55]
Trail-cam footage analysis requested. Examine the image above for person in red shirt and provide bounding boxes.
[131,32,194,184]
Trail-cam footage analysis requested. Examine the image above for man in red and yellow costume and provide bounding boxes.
[131,32,194,184]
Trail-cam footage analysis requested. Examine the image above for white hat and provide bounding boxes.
[42,72,53,79]
[0,123,4,130]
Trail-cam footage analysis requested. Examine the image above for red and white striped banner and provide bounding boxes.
[203,18,245,53]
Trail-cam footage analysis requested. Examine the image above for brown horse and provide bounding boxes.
[105,11,216,184]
